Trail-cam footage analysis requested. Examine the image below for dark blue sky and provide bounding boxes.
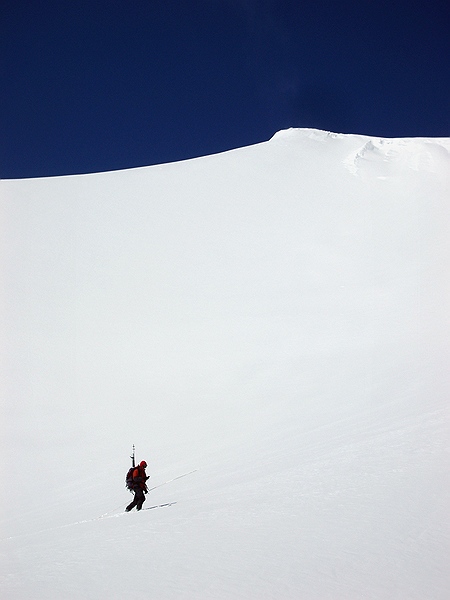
[1,0,449,178]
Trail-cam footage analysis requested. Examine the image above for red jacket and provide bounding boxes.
[132,465,148,490]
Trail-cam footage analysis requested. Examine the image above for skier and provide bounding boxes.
[125,460,149,511]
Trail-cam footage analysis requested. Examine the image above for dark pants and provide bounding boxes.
[126,487,146,511]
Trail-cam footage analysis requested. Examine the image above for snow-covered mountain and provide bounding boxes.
[1,128,449,599]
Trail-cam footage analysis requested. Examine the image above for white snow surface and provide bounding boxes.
[1,128,449,599]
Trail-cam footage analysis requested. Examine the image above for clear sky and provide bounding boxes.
[1,0,449,179]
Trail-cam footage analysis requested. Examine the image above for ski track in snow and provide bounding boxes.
[0,502,178,542]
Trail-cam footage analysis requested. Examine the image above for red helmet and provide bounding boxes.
[140,460,147,468]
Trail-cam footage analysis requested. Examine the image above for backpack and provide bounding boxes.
[125,466,136,491]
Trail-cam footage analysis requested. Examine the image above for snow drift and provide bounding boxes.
[1,128,449,599]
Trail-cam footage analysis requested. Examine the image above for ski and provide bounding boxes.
[98,502,177,519]
[143,502,177,510]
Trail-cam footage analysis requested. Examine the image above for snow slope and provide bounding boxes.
[1,128,449,599]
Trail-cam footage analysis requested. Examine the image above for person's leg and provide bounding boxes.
[136,488,146,510]
[126,491,138,511]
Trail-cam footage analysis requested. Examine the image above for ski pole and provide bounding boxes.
[147,469,198,492]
